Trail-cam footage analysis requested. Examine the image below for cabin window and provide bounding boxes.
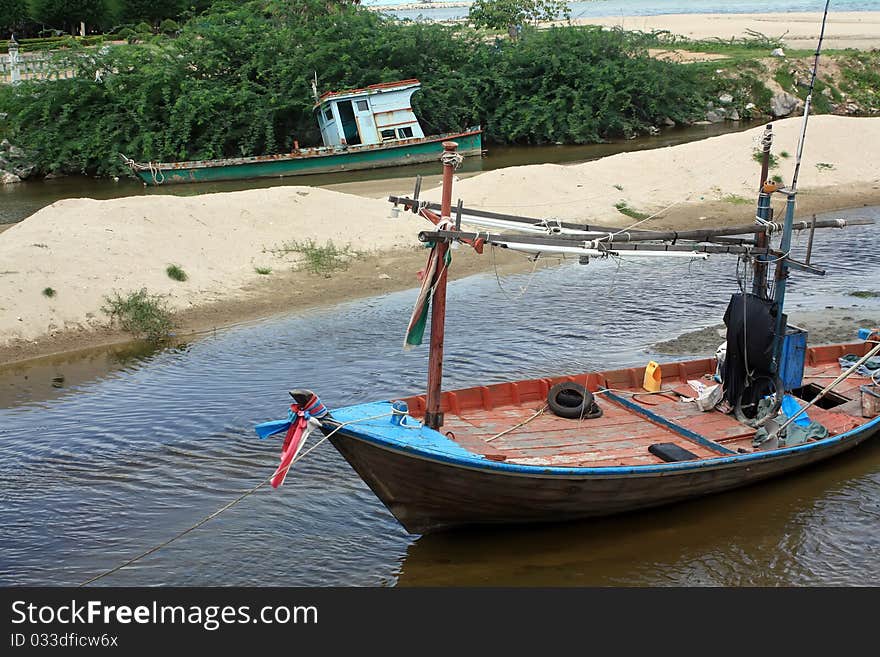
[356,100,369,111]
[398,126,414,139]
[324,107,333,121]
[380,129,396,141]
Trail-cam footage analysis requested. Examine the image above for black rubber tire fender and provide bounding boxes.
[547,382,601,420]
[734,374,783,428]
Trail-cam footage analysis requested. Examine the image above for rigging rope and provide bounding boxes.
[78,412,392,587]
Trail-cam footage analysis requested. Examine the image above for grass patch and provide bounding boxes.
[254,266,272,275]
[780,150,790,158]
[752,150,779,168]
[816,162,835,171]
[166,264,188,281]
[849,290,879,298]
[270,239,363,275]
[614,202,650,221]
[102,289,174,343]
[42,287,56,298]
[770,174,784,184]
[774,68,795,92]
[722,194,751,205]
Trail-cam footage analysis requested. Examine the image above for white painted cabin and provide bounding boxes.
[314,79,426,148]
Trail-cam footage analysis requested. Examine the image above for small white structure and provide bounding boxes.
[314,79,426,148]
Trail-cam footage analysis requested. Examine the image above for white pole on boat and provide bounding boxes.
[772,0,832,368]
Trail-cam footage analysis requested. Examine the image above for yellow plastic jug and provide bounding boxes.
[643,361,662,393]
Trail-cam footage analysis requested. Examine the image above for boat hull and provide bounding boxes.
[134,129,482,185]
[329,419,878,534]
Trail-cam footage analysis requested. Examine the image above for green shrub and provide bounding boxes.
[166,264,187,281]
[272,239,363,276]
[102,289,174,342]
[159,19,180,35]
[42,286,56,297]
[614,202,650,221]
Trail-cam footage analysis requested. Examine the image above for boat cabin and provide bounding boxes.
[314,79,426,148]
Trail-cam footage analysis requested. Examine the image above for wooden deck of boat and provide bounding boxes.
[402,342,874,469]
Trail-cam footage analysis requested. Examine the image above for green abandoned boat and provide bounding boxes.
[123,79,482,186]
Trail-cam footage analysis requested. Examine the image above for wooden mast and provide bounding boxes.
[424,141,458,430]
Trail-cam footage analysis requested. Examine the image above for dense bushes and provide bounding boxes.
[0,1,720,177]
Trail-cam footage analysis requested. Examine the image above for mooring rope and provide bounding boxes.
[485,404,548,442]
[78,412,392,587]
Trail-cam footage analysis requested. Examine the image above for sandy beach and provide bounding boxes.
[571,12,880,50]
[1,115,879,364]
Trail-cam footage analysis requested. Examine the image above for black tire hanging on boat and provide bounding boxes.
[734,373,783,428]
[547,382,602,420]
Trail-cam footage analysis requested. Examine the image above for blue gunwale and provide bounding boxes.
[329,400,880,478]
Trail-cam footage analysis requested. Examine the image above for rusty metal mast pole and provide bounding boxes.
[753,123,773,298]
[424,141,458,430]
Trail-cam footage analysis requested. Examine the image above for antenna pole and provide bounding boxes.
[772,0,832,369]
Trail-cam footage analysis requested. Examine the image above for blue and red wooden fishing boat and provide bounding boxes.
[257,135,878,534]
[320,341,878,533]
[256,10,880,534]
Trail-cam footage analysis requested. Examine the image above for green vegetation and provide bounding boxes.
[2,2,875,179]
[272,239,362,276]
[839,51,880,109]
[1,0,214,38]
[816,162,835,171]
[752,149,779,168]
[165,263,187,281]
[614,202,650,221]
[722,194,750,205]
[469,0,570,32]
[849,290,879,298]
[254,266,272,275]
[635,28,786,56]
[42,286,56,297]
[0,1,739,177]
[102,288,173,342]
[771,174,783,184]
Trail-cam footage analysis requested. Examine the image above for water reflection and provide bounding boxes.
[396,439,880,586]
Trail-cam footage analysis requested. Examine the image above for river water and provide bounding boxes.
[1,206,878,586]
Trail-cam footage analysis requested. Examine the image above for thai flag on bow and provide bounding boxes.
[255,394,327,488]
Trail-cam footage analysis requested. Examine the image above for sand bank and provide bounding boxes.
[571,12,880,50]
[1,115,879,364]
[426,115,880,230]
